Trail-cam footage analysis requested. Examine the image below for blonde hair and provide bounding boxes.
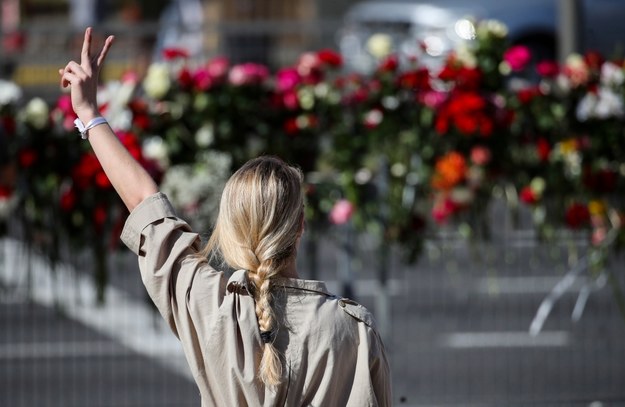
[201,156,304,386]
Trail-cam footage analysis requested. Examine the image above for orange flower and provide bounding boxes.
[431,151,467,190]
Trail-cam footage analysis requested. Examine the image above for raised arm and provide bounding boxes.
[59,27,158,212]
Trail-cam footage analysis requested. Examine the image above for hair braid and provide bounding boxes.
[249,260,282,386]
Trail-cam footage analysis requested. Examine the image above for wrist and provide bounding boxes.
[76,108,101,124]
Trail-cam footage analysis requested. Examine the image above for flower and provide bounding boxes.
[366,33,393,59]
[162,47,189,61]
[431,151,467,190]
[206,57,230,81]
[536,60,559,77]
[329,199,355,225]
[435,91,493,137]
[363,109,384,129]
[21,97,49,130]
[503,45,531,71]
[565,202,590,229]
[143,63,171,99]
[228,63,269,86]
[576,87,624,121]
[562,54,590,87]
[276,68,301,93]
[317,49,342,68]
[470,146,491,166]
[142,136,170,171]
[432,197,459,224]
[520,186,538,204]
[0,79,22,106]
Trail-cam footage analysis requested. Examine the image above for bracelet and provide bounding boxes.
[74,117,108,139]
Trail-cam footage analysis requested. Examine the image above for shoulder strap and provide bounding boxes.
[338,297,374,327]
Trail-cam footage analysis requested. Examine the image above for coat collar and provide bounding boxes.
[226,269,332,297]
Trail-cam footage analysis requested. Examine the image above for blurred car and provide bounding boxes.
[338,0,625,73]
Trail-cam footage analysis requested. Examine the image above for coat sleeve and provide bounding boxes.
[370,328,393,406]
[120,192,227,348]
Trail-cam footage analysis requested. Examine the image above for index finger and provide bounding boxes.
[81,27,92,66]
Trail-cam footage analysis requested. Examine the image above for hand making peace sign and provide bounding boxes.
[58,27,115,123]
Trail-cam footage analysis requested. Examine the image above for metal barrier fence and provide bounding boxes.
[1,199,624,406]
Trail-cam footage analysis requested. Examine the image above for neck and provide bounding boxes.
[280,257,299,279]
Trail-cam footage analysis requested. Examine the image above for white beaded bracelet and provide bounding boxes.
[74,117,108,139]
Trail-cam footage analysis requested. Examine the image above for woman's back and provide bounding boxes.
[121,193,391,406]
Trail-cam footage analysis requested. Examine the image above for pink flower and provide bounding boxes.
[206,57,230,81]
[276,68,301,93]
[432,197,458,224]
[420,90,447,109]
[470,146,491,166]
[228,63,269,86]
[503,45,532,71]
[363,109,383,129]
[282,90,299,110]
[536,60,559,77]
[193,68,213,91]
[329,199,355,225]
[297,52,321,77]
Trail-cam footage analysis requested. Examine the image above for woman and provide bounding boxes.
[59,27,391,406]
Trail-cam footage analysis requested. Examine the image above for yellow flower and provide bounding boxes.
[557,138,578,155]
[588,200,606,216]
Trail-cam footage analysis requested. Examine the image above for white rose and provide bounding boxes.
[600,62,625,88]
[143,64,171,99]
[455,43,477,69]
[0,80,22,106]
[595,87,624,119]
[22,97,49,130]
[366,33,393,59]
[195,123,214,147]
[142,136,170,170]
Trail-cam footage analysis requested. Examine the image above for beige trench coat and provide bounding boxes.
[121,193,392,406]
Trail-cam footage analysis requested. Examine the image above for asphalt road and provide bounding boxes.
[1,232,625,407]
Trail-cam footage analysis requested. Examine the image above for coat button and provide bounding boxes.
[338,299,346,308]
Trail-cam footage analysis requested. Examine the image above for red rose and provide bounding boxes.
[583,168,618,193]
[162,47,189,61]
[0,185,13,199]
[565,203,590,229]
[59,188,76,212]
[95,171,112,189]
[93,205,108,231]
[18,148,38,168]
[517,87,539,104]
[283,118,299,135]
[398,68,430,90]
[536,138,551,162]
[177,68,194,89]
[378,54,399,73]
[536,60,559,77]
[519,186,538,205]
[317,49,343,68]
